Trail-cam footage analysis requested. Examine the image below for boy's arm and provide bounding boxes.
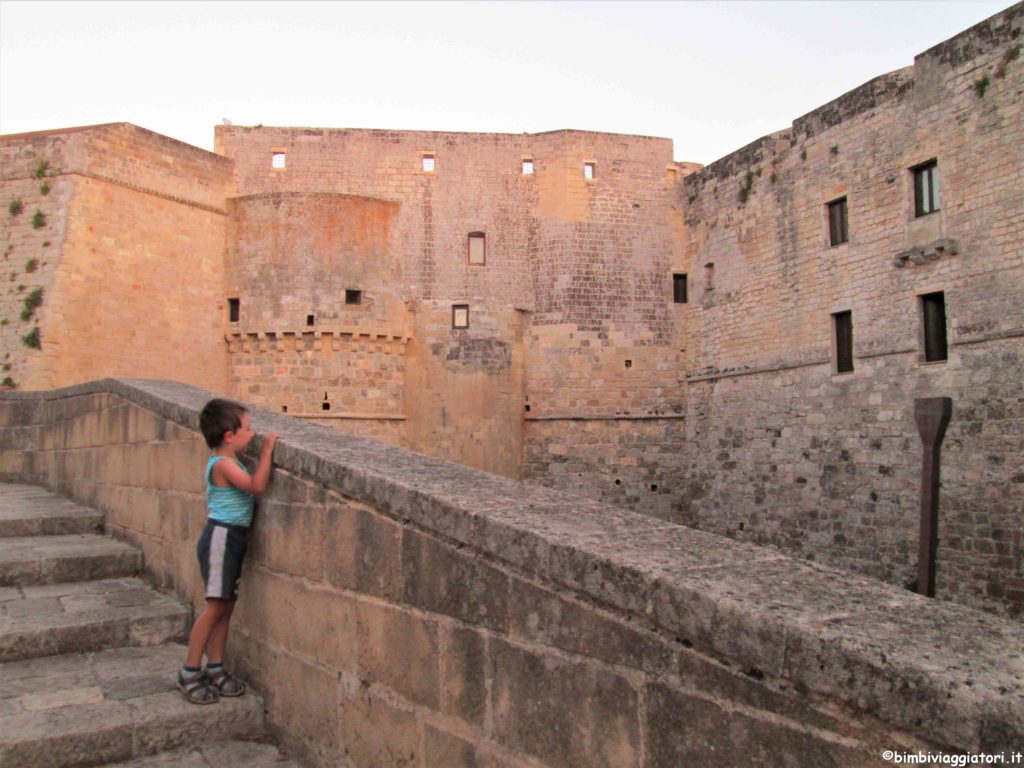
[214,434,279,495]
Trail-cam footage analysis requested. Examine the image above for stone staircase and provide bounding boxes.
[0,483,303,768]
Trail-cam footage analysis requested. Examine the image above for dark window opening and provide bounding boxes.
[921,292,948,362]
[704,263,715,292]
[322,402,331,412]
[914,160,940,217]
[452,304,469,329]
[345,290,362,305]
[624,359,632,369]
[306,314,315,326]
[673,273,688,304]
[833,310,854,374]
[828,197,848,246]
[281,405,288,413]
[228,298,239,323]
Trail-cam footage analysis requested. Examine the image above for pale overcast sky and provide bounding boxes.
[0,1,1013,165]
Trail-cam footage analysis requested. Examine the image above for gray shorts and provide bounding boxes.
[196,520,249,601]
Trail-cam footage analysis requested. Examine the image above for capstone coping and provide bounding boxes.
[2,378,1022,752]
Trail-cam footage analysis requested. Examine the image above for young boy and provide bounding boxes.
[177,398,278,704]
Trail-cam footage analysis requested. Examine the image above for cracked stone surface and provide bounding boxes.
[0,534,141,586]
[0,644,265,768]
[0,483,104,538]
[0,577,188,661]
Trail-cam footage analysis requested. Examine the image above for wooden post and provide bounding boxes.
[914,397,952,597]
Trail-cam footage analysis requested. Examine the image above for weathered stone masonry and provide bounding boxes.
[1,4,1022,619]
[665,4,1024,618]
[1,379,1021,767]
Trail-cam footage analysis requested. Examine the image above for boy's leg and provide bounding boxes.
[204,601,234,664]
[185,598,232,668]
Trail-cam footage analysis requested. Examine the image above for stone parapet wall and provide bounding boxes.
[1,379,1021,767]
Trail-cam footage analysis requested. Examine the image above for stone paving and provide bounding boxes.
[0,483,304,768]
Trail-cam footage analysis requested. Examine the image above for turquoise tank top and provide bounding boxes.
[206,456,255,527]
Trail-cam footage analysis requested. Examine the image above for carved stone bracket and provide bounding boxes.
[893,237,960,268]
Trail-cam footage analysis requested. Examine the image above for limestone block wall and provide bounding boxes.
[217,127,694,480]
[2,379,1021,768]
[0,124,233,393]
[671,4,1024,618]
[0,134,72,391]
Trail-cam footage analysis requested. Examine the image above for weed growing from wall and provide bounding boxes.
[973,73,990,97]
[996,44,1020,79]
[25,258,38,273]
[33,160,49,180]
[40,182,50,196]
[20,288,43,321]
[21,327,40,349]
[32,210,46,229]
[8,200,23,216]
[1,377,14,389]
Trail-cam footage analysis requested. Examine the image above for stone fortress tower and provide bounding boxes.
[2,3,1022,618]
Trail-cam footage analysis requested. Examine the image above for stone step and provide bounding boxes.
[96,740,305,768]
[0,534,140,587]
[0,643,265,768]
[0,484,105,538]
[0,577,189,663]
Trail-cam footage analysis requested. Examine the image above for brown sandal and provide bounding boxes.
[207,666,246,697]
[177,669,219,704]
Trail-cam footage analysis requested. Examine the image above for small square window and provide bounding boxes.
[832,310,854,374]
[672,274,688,304]
[921,292,948,362]
[913,160,940,217]
[468,232,486,265]
[452,304,469,329]
[828,197,848,246]
[271,152,286,170]
[522,159,534,175]
[583,162,595,180]
[345,289,362,305]
[422,154,435,173]
[306,314,315,326]
[228,298,240,323]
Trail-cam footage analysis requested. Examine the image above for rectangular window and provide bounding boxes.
[921,292,948,362]
[704,262,714,292]
[833,310,854,373]
[914,161,940,217]
[583,162,595,180]
[452,304,469,329]
[422,154,435,173]
[828,197,848,246]
[228,298,239,323]
[345,289,362,305]
[468,232,486,265]
[271,152,286,170]
[306,314,315,326]
[672,273,688,304]
[522,158,534,175]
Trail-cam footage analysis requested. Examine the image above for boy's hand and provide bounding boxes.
[261,433,279,453]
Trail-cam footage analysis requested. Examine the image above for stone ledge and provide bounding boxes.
[2,378,1022,753]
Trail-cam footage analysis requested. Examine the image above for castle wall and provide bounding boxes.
[673,4,1024,616]
[217,127,691,480]
[0,124,233,392]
